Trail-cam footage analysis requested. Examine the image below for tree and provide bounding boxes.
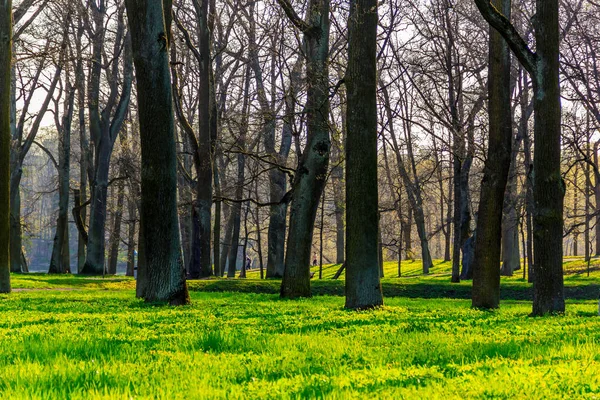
[49,57,75,274]
[81,3,133,275]
[279,0,331,299]
[474,0,565,315]
[0,0,12,293]
[344,0,384,309]
[125,0,189,305]
[471,0,512,309]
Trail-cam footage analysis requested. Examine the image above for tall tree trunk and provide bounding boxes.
[82,7,132,275]
[344,0,383,309]
[471,0,512,308]
[0,0,12,292]
[280,0,331,299]
[107,175,125,275]
[380,82,432,272]
[331,127,345,265]
[501,138,522,276]
[49,83,75,274]
[530,0,564,315]
[125,0,189,305]
[82,144,112,275]
[213,162,221,276]
[474,0,565,314]
[594,142,600,256]
[75,12,89,274]
[9,177,21,273]
[227,67,250,278]
[219,211,234,277]
[192,0,213,278]
[126,194,136,277]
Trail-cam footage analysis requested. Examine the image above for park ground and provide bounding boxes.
[2,258,600,399]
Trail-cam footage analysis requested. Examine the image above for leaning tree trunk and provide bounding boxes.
[344,0,383,309]
[471,0,512,309]
[0,0,12,292]
[280,0,331,299]
[125,0,189,305]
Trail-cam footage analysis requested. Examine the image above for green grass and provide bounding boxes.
[3,259,600,399]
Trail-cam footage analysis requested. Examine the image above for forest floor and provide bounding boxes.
[2,257,600,399]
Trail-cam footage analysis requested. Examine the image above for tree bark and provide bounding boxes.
[473,0,565,314]
[107,173,125,275]
[0,0,12,292]
[471,0,513,308]
[530,0,565,315]
[344,0,383,309]
[126,194,136,277]
[125,0,189,305]
[280,0,331,299]
[49,80,75,274]
[81,7,132,275]
[227,67,250,278]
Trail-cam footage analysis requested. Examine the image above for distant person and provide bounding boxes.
[245,256,252,271]
[312,253,318,267]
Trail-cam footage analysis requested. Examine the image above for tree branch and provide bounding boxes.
[473,0,537,75]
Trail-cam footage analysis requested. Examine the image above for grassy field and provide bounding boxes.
[2,258,600,399]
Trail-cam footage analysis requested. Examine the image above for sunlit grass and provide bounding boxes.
[3,260,600,398]
[2,288,600,399]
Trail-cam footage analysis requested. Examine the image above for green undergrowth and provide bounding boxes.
[3,258,600,398]
[10,256,600,300]
[1,290,600,399]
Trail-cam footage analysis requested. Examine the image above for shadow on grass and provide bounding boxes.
[187,279,600,301]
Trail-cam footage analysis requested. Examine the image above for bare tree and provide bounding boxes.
[279,0,331,299]
[474,0,565,315]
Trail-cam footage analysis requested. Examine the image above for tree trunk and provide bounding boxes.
[194,0,213,279]
[501,145,521,276]
[280,0,331,299]
[49,84,75,274]
[107,175,125,275]
[125,0,189,305]
[227,67,250,279]
[81,144,112,275]
[380,82,432,272]
[213,162,221,276]
[219,212,234,277]
[331,112,345,265]
[530,0,564,315]
[9,177,22,273]
[82,7,132,275]
[0,0,12,292]
[473,0,565,314]
[344,0,383,309]
[471,0,512,308]
[126,195,136,277]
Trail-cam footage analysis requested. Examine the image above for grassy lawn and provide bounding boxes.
[2,258,600,399]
